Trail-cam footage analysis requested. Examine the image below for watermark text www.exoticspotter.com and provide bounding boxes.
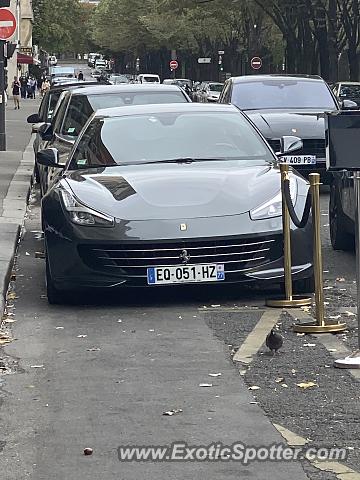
[117,442,347,464]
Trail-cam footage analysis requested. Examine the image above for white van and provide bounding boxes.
[137,74,160,84]
[94,58,107,70]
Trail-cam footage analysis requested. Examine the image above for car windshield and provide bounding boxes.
[87,91,186,109]
[70,111,274,169]
[209,84,223,92]
[142,77,159,82]
[231,79,336,110]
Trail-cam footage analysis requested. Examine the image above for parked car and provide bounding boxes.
[332,82,360,106]
[218,74,355,182]
[88,53,102,68]
[137,74,160,84]
[38,103,313,303]
[27,81,103,184]
[107,74,129,85]
[49,66,76,79]
[36,84,192,196]
[94,58,107,71]
[198,82,224,102]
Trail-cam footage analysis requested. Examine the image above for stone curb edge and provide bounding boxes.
[0,137,34,324]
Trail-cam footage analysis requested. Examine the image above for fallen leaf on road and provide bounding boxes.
[336,277,346,282]
[345,311,356,317]
[323,286,333,290]
[84,448,93,456]
[163,408,183,416]
[297,333,305,336]
[328,348,337,352]
[281,384,289,388]
[199,383,213,387]
[87,347,101,352]
[25,252,30,256]
[30,365,44,369]
[275,377,284,383]
[239,370,246,376]
[208,373,222,377]
[291,369,297,374]
[3,317,15,323]
[297,382,317,389]
[7,292,18,300]
[55,326,64,330]
[303,343,316,347]
[77,335,87,338]
[117,319,122,323]
[248,385,260,390]
[329,315,341,320]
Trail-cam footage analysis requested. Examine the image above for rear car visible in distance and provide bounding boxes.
[219,75,340,181]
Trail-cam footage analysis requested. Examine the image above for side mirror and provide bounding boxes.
[277,136,303,156]
[27,113,41,124]
[341,99,358,110]
[36,148,62,168]
[38,123,54,141]
[32,122,45,134]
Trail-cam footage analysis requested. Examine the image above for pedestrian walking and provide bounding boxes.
[78,70,84,81]
[11,76,21,109]
[20,75,27,99]
[41,78,50,96]
[30,77,37,99]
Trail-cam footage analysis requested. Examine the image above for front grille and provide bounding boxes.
[78,235,283,283]
[267,138,325,159]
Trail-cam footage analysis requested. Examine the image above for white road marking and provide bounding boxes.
[233,309,281,363]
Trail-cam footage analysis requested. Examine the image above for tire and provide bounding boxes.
[329,182,354,251]
[293,275,315,294]
[45,253,64,305]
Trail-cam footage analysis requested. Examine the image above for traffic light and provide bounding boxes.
[0,1,10,7]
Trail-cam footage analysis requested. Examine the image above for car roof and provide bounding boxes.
[95,102,238,118]
[231,74,324,83]
[49,81,105,93]
[69,84,185,96]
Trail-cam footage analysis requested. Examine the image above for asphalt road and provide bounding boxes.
[0,65,359,479]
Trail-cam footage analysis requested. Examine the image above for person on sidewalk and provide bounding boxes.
[11,76,21,109]
[20,75,27,99]
[41,78,50,97]
[78,71,84,81]
[30,77,37,99]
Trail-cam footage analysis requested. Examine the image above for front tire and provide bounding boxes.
[329,182,354,251]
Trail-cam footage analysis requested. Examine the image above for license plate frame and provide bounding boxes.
[281,155,317,165]
[147,264,225,285]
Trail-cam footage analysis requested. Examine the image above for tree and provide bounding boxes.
[32,0,87,53]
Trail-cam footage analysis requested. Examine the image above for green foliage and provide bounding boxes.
[32,0,87,53]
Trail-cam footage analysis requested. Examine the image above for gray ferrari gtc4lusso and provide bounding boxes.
[37,103,313,303]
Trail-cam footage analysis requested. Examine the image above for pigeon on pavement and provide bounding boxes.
[266,329,283,354]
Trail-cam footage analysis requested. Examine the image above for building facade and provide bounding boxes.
[7,0,33,91]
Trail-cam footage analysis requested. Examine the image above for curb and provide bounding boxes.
[0,136,34,323]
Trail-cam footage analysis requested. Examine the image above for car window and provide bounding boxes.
[231,79,337,110]
[38,93,49,122]
[47,91,62,121]
[339,85,360,98]
[69,111,274,169]
[220,81,232,103]
[62,95,95,137]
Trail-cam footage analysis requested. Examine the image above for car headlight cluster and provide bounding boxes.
[59,184,114,227]
[250,175,298,220]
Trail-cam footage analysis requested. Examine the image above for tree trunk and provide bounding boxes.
[348,44,359,80]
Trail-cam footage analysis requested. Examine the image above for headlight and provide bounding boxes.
[250,175,298,220]
[59,184,114,227]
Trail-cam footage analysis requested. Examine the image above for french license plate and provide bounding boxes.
[147,264,225,285]
[281,155,316,165]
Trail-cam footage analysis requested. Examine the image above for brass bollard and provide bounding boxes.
[293,173,347,333]
[266,164,312,308]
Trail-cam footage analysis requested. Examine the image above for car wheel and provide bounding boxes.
[329,182,354,251]
[293,275,315,294]
[45,253,64,305]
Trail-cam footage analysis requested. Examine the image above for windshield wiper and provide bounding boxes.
[142,157,231,165]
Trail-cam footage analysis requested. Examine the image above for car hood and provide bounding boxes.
[65,162,281,221]
[244,109,331,139]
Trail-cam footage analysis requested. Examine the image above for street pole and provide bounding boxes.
[0,40,6,151]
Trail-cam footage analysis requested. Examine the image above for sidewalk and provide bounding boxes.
[0,98,40,315]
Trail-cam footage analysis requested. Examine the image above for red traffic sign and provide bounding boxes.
[170,60,178,70]
[0,8,16,40]
[251,56,262,70]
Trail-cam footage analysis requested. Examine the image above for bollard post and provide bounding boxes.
[266,164,312,308]
[293,173,347,333]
